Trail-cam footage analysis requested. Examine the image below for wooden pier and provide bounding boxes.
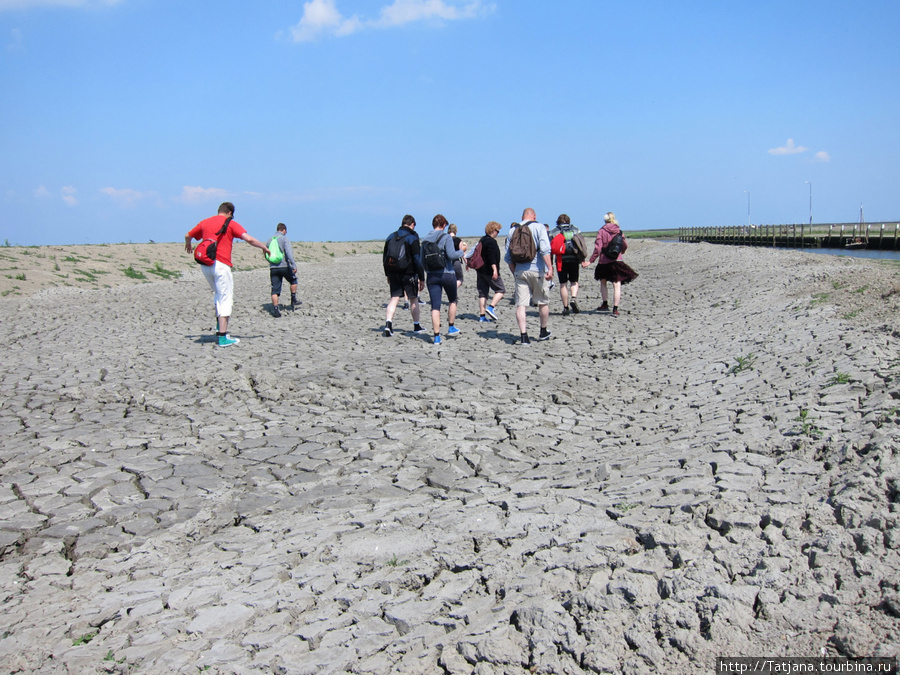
[679,222,900,251]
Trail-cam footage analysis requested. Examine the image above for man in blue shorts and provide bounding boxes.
[268,222,298,318]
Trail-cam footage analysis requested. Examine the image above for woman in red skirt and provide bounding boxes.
[584,212,638,316]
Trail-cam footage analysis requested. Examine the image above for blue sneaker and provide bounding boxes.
[485,305,498,321]
[433,335,442,345]
[447,326,461,337]
[218,335,239,347]
[479,316,490,322]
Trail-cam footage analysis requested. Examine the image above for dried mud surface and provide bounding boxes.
[0,240,898,674]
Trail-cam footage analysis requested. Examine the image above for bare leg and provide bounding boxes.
[409,296,420,324]
[600,281,609,303]
[539,303,550,329]
[516,305,527,333]
[448,302,457,326]
[613,281,622,307]
[560,283,569,308]
[385,296,401,323]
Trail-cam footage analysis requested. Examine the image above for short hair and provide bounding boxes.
[447,223,458,235]
[218,202,235,216]
[401,214,415,228]
[485,221,502,236]
[522,207,536,220]
[432,214,448,229]
[556,214,570,226]
[276,223,287,232]
[604,212,617,225]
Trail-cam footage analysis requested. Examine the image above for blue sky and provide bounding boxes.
[1,0,898,245]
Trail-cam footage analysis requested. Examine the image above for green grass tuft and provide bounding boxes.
[123,265,147,280]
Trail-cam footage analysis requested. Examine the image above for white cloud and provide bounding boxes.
[7,27,23,51]
[61,185,77,206]
[100,186,154,207]
[291,0,361,42]
[290,0,491,42]
[375,0,484,26]
[180,186,229,204]
[0,0,122,10]
[33,185,50,198]
[768,138,808,156]
[813,151,830,162]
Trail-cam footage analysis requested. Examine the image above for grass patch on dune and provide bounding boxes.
[122,265,147,280]
[71,268,110,283]
[147,262,181,280]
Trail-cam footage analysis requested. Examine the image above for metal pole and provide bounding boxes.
[805,181,812,225]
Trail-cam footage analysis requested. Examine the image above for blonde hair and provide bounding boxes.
[485,221,502,236]
[604,212,618,225]
[447,223,458,235]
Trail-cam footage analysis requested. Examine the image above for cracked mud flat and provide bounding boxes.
[0,240,899,674]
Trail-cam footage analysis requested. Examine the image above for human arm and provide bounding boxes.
[408,236,425,282]
[483,238,501,280]
[184,225,201,253]
[445,234,466,261]
[537,226,553,279]
[283,238,297,271]
[588,229,605,264]
[241,232,269,252]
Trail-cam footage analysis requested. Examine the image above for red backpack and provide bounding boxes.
[465,241,485,270]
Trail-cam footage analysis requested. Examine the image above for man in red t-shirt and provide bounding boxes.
[185,202,269,347]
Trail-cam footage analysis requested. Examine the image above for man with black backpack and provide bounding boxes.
[382,214,425,336]
[504,207,553,344]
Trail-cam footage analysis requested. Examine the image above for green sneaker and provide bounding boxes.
[218,335,239,347]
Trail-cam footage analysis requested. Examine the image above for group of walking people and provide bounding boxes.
[184,202,637,348]
[381,208,638,346]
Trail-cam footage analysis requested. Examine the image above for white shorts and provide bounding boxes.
[202,261,234,317]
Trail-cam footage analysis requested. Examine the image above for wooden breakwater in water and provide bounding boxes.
[679,221,900,251]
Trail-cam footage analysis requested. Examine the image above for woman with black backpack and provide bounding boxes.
[585,212,638,317]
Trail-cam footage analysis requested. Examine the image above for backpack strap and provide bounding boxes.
[215,216,232,238]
